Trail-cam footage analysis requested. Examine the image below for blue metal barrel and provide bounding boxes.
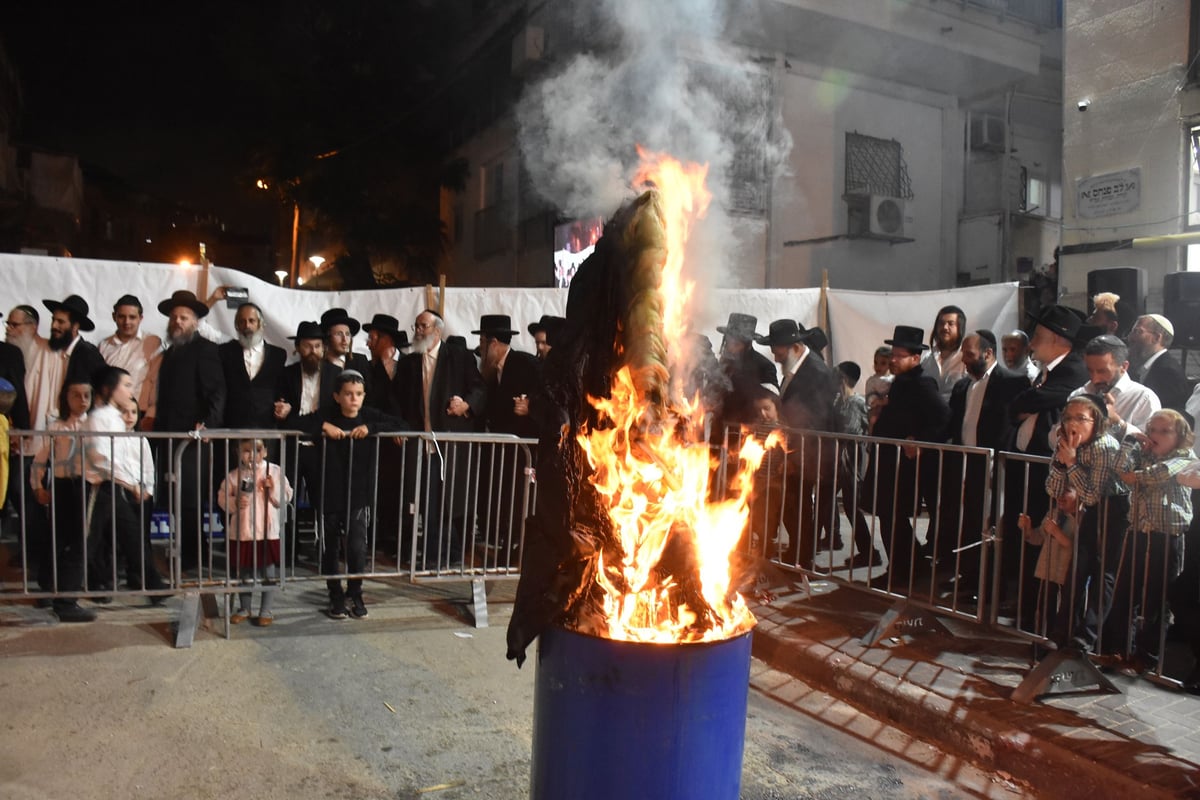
[531,626,753,800]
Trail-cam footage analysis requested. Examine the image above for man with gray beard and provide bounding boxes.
[152,290,226,573]
[217,302,285,430]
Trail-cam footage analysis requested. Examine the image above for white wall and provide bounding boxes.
[771,68,955,291]
[1061,0,1194,312]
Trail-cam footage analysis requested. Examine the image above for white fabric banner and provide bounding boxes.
[0,255,1016,386]
[826,283,1021,389]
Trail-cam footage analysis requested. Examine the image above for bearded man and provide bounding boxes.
[921,304,967,400]
[218,302,285,430]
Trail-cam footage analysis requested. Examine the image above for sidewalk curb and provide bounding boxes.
[751,606,1200,800]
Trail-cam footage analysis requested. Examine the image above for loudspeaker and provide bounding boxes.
[1164,272,1200,348]
[1087,267,1145,336]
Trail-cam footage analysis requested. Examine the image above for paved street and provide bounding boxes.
[0,580,1029,799]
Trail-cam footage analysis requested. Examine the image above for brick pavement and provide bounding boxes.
[750,576,1200,799]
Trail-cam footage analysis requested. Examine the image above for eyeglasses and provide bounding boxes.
[4,320,31,329]
[412,322,435,332]
[1061,414,1095,424]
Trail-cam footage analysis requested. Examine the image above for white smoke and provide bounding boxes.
[518,0,792,287]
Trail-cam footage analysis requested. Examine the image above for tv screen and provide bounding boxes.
[553,216,604,288]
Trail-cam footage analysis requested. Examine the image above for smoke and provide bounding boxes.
[518,0,792,286]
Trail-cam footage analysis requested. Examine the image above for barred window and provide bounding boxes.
[844,132,913,199]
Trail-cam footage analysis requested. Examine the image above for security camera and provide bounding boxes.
[1077,99,1091,112]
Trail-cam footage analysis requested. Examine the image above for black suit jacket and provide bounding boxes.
[723,349,778,426]
[873,363,949,444]
[155,337,226,432]
[1006,352,1088,456]
[779,353,834,432]
[484,349,541,438]
[947,364,1030,449]
[217,340,287,429]
[1141,351,1191,419]
[396,341,486,433]
[0,341,29,429]
[365,357,401,415]
[276,361,342,426]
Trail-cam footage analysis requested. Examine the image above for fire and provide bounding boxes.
[576,149,780,644]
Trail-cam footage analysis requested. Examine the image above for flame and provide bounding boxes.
[576,149,780,643]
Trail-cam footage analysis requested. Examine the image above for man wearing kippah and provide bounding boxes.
[1128,314,1190,422]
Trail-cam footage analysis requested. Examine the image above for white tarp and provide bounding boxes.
[0,254,1017,381]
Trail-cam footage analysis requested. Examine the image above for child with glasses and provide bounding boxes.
[1043,394,1122,652]
[1116,409,1195,675]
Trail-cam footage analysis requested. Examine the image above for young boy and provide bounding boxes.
[864,346,894,401]
[302,370,409,619]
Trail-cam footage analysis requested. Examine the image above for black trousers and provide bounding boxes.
[88,482,165,591]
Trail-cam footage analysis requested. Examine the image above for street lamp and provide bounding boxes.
[309,255,325,270]
[274,270,288,286]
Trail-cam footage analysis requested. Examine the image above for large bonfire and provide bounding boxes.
[507,149,778,664]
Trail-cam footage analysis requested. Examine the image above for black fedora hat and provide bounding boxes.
[884,325,929,352]
[755,319,806,347]
[156,290,209,319]
[471,314,520,337]
[362,313,409,348]
[716,312,760,342]
[43,294,95,331]
[1026,304,1082,343]
[320,307,361,336]
[288,320,324,342]
[527,314,566,336]
[806,326,829,353]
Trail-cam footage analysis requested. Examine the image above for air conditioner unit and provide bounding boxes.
[846,194,910,241]
[969,114,1005,152]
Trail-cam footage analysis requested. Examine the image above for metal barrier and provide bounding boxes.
[2,426,535,645]
[724,424,995,640]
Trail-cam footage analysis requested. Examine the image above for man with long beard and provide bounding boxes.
[152,290,226,573]
[218,302,286,431]
[396,309,485,567]
[31,296,105,433]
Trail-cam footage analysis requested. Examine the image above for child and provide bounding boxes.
[30,379,92,619]
[832,362,881,571]
[1118,409,1195,673]
[743,386,786,559]
[1018,488,1078,644]
[301,370,408,620]
[217,438,292,627]
[84,367,168,604]
[1044,393,1122,652]
[863,346,893,401]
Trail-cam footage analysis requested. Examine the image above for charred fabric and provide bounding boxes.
[505,188,738,667]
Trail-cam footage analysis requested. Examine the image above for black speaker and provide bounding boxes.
[1087,267,1145,336]
[1164,272,1200,348]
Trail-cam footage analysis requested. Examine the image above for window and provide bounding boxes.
[844,132,913,199]
[481,159,505,210]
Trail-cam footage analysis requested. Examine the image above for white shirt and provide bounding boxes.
[422,340,442,432]
[242,341,265,380]
[83,402,155,497]
[921,346,965,400]
[1013,357,1039,383]
[960,363,995,447]
[299,369,321,415]
[99,331,162,403]
[1066,370,1160,439]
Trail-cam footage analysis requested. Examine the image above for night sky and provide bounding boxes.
[4,3,457,235]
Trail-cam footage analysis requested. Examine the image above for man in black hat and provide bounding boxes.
[152,289,227,573]
[475,314,540,563]
[274,322,342,426]
[868,325,950,589]
[98,294,161,422]
[363,314,407,414]
[41,295,106,424]
[756,319,837,566]
[320,308,371,394]
[396,308,486,566]
[217,302,286,430]
[528,315,566,361]
[1001,305,1089,610]
[715,313,777,433]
